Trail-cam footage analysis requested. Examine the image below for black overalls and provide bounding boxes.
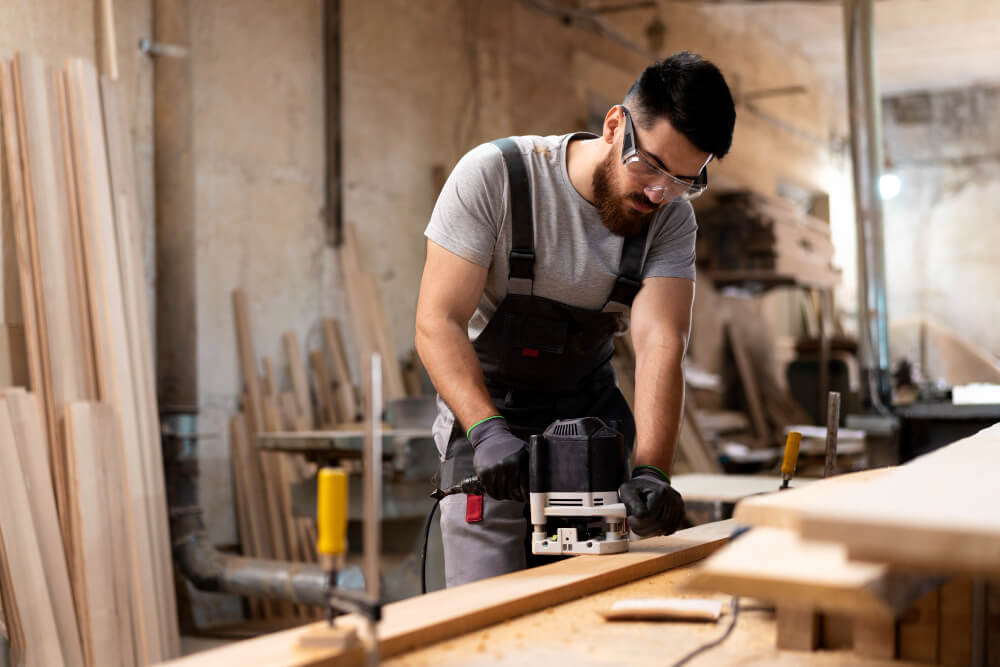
[435,138,649,586]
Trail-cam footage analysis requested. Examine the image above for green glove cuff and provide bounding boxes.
[632,464,671,484]
[466,415,505,440]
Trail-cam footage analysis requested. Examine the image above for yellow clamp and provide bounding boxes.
[317,467,348,557]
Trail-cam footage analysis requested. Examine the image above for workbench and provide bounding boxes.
[385,564,918,667]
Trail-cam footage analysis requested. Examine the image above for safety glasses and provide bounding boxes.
[619,105,711,202]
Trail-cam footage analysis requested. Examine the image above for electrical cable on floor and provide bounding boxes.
[420,497,441,594]
[668,596,741,667]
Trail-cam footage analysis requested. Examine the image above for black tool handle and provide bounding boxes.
[429,476,484,500]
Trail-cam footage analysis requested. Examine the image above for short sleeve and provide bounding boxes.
[642,201,697,281]
[424,142,508,267]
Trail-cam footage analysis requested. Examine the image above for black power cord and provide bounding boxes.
[420,497,442,594]
[668,597,741,667]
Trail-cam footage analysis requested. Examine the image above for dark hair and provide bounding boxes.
[624,52,736,158]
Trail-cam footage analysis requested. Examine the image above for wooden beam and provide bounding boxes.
[157,520,734,666]
[798,424,1000,577]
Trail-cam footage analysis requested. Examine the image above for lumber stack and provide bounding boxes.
[0,54,178,664]
[695,189,841,288]
[684,423,1000,663]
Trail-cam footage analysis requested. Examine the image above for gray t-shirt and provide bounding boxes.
[425,133,697,342]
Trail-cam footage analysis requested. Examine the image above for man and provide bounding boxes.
[415,52,736,587]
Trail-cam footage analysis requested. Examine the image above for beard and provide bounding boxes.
[591,151,657,237]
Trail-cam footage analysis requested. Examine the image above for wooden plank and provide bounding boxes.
[282,332,314,428]
[230,412,269,559]
[0,520,27,664]
[65,57,165,662]
[360,273,406,400]
[65,401,136,667]
[0,398,66,667]
[100,76,179,655]
[683,526,936,617]
[4,392,85,667]
[232,289,287,562]
[798,424,1000,576]
[321,318,358,422]
[309,348,338,428]
[0,63,50,447]
[726,323,769,445]
[262,356,277,398]
[732,467,894,531]
[157,520,735,667]
[671,474,811,504]
[852,613,897,659]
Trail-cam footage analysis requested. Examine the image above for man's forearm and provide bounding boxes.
[415,317,497,433]
[632,342,685,474]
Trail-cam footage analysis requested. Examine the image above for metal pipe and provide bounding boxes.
[164,412,349,608]
[843,0,892,410]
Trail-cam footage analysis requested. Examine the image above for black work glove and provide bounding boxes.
[619,465,685,538]
[468,417,529,502]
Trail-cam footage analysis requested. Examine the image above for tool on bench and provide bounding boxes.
[303,354,384,664]
[780,430,802,490]
[431,416,630,556]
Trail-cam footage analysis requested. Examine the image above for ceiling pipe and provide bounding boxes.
[843,0,892,411]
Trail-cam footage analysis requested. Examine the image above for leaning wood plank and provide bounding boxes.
[101,77,179,654]
[321,319,358,422]
[360,274,407,400]
[677,398,721,473]
[0,63,50,447]
[309,348,338,428]
[0,521,27,665]
[682,526,938,617]
[799,423,1000,576]
[65,57,164,662]
[282,332,315,428]
[14,54,91,564]
[64,402,129,667]
[233,289,288,562]
[0,399,66,667]
[5,392,85,667]
[726,323,769,445]
[157,520,735,667]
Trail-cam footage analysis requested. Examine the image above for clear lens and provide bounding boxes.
[624,157,706,200]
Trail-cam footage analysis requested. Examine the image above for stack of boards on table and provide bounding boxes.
[683,423,1000,663]
[0,53,178,664]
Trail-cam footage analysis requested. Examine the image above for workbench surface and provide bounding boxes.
[385,564,918,667]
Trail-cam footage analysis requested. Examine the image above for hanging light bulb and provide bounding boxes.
[879,173,901,200]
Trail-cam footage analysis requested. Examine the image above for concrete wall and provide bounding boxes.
[882,84,1000,361]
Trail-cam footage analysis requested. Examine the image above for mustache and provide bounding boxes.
[627,193,656,208]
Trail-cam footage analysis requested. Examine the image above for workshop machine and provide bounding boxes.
[433,416,631,556]
[528,417,630,555]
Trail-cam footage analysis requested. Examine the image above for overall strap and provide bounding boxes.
[604,222,651,311]
[492,138,534,295]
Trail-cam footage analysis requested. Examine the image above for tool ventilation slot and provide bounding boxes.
[550,422,584,437]
[593,498,604,505]
[548,497,583,506]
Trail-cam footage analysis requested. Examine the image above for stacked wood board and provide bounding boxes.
[695,189,841,289]
[683,423,1000,662]
[0,53,178,664]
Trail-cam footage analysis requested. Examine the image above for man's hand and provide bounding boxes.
[619,465,685,537]
[469,417,529,502]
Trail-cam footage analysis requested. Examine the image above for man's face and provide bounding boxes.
[592,110,712,237]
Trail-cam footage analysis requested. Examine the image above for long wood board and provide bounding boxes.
[65,56,167,662]
[158,520,735,666]
[799,423,1000,576]
[282,332,315,428]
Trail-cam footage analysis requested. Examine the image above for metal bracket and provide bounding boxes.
[138,38,190,59]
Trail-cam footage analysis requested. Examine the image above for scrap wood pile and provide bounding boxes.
[228,222,427,620]
[684,423,1000,663]
[0,55,178,665]
[695,189,840,288]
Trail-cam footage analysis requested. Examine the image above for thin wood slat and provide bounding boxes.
[0,398,67,667]
[309,348,338,428]
[321,318,358,422]
[100,75,179,656]
[232,289,288,563]
[157,520,735,667]
[282,332,314,428]
[726,322,769,446]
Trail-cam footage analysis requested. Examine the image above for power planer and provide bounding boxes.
[432,416,631,555]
